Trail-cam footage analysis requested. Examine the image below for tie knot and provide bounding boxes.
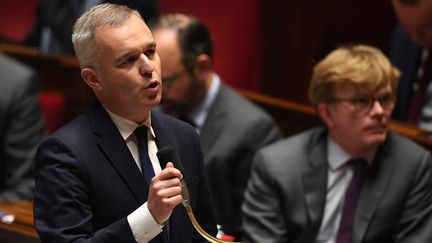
[348,158,368,175]
[135,126,148,138]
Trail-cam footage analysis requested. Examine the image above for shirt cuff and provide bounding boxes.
[127,202,163,243]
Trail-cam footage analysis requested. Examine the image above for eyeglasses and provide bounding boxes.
[329,93,395,114]
[162,69,187,86]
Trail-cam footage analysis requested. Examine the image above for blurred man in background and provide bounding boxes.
[391,0,432,129]
[242,44,432,243]
[150,13,282,240]
[0,52,46,201]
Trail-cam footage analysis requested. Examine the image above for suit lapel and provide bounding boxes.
[302,131,328,239]
[353,138,394,243]
[86,101,149,204]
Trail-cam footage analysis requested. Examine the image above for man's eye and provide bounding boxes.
[122,56,136,65]
[353,97,370,105]
[380,95,393,103]
[145,49,156,57]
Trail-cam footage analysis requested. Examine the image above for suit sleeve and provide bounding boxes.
[0,74,46,201]
[394,151,432,242]
[34,137,136,243]
[241,150,288,243]
[210,115,282,237]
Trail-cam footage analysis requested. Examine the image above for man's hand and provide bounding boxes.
[147,162,183,224]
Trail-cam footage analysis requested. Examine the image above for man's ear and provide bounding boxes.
[317,103,335,128]
[193,54,212,79]
[81,68,102,91]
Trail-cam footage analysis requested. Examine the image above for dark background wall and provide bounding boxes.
[1,0,398,105]
[259,0,398,104]
[160,0,398,104]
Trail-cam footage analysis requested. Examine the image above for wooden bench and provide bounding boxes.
[0,201,38,243]
[2,43,432,150]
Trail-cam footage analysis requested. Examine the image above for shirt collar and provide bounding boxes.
[327,136,375,171]
[104,108,156,141]
[187,73,221,131]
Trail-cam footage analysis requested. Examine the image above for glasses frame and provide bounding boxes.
[328,93,396,114]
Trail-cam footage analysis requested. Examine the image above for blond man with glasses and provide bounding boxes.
[241,44,432,243]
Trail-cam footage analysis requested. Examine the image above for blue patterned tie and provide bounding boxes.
[135,127,168,242]
[135,126,155,185]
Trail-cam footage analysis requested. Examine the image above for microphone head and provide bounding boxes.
[157,146,184,174]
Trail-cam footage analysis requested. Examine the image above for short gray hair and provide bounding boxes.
[72,3,143,68]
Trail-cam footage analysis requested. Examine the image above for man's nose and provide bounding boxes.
[370,99,385,114]
[139,54,154,76]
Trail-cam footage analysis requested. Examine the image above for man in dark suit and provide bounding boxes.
[242,44,432,243]
[150,14,282,240]
[0,52,46,201]
[33,4,216,243]
[391,0,432,129]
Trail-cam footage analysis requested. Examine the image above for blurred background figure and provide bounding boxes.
[242,44,432,243]
[24,0,159,54]
[0,52,46,201]
[150,13,282,240]
[391,0,432,129]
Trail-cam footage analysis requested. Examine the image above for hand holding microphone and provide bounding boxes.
[147,161,183,225]
[156,147,243,243]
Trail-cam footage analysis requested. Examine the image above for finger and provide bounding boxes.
[165,162,174,168]
[152,177,181,190]
[157,167,182,180]
[156,185,182,199]
[162,194,183,207]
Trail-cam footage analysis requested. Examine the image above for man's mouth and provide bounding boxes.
[145,81,160,89]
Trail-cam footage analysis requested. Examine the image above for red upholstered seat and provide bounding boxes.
[39,92,65,133]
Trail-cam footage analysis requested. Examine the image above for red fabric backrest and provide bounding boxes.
[159,0,262,91]
[39,92,65,133]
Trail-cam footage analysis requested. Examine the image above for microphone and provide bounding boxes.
[156,146,190,206]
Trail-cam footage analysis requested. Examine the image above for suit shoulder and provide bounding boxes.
[256,127,324,166]
[386,132,430,160]
[0,53,34,84]
[152,110,195,131]
[216,84,278,124]
[43,114,92,145]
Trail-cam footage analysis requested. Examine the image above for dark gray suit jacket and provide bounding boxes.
[242,127,432,243]
[390,25,423,122]
[34,100,216,243]
[200,83,282,237]
[0,53,46,201]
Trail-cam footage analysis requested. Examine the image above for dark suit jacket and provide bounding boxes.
[0,52,46,201]
[390,25,423,121]
[200,83,282,237]
[242,127,432,243]
[34,100,216,243]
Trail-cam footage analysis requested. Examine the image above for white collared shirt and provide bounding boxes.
[315,137,374,243]
[185,73,221,134]
[105,108,163,243]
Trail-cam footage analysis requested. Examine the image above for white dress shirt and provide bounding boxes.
[184,73,221,134]
[315,137,374,243]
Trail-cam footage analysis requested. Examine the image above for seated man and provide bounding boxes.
[150,13,282,239]
[0,52,46,201]
[242,44,432,243]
